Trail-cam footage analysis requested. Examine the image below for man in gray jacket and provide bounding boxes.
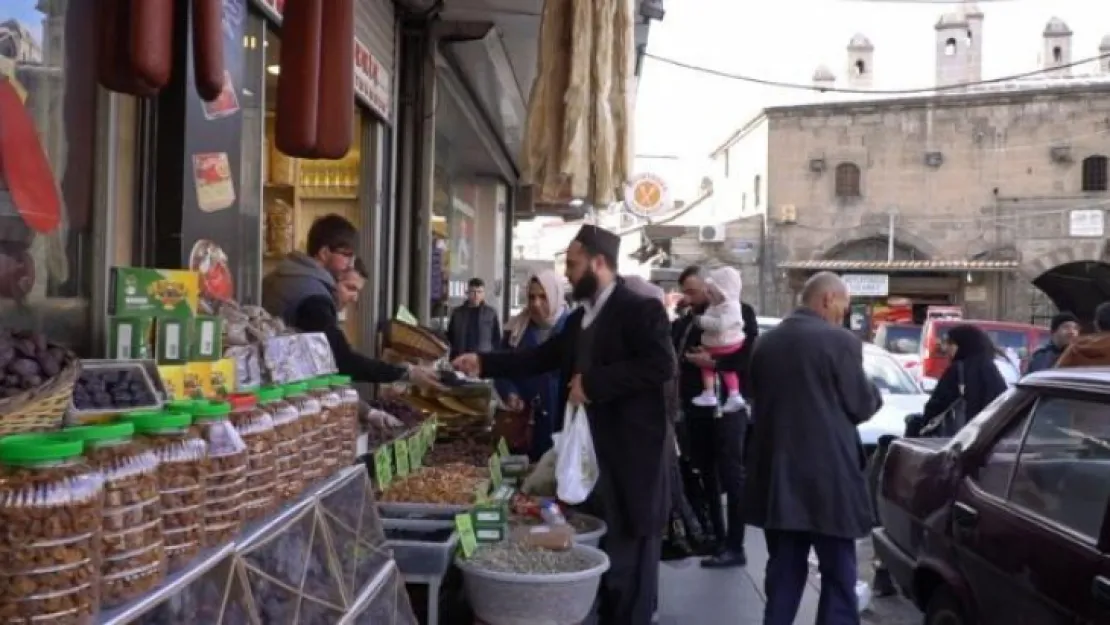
[745,272,882,625]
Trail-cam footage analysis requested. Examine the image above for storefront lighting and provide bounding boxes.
[966,271,974,284]
[568,198,584,208]
[266,65,280,76]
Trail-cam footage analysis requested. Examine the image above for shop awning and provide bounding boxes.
[521,0,637,207]
[778,259,1020,272]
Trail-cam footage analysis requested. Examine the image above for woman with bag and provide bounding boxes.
[919,324,1007,437]
[494,270,569,461]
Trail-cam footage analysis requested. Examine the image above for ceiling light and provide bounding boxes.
[266,65,280,76]
[568,198,584,207]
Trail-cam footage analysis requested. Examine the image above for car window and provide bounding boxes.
[981,329,1032,360]
[879,325,921,354]
[863,350,920,395]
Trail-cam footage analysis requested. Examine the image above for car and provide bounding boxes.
[873,368,1110,625]
[872,323,924,375]
[756,316,782,334]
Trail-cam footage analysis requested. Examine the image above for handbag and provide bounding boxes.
[918,362,967,438]
[493,401,534,455]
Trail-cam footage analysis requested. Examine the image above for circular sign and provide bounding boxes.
[624,173,672,218]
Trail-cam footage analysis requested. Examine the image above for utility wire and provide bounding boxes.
[643,51,1110,95]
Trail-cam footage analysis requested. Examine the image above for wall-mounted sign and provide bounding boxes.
[842,273,889,298]
[624,173,672,218]
[1069,209,1105,237]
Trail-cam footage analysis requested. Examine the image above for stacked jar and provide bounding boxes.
[227,392,278,520]
[284,382,324,485]
[191,401,248,547]
[259,385,303,502]
[61,423,165,607]
[329,375,360,466]
[306,377,342,477]
[128,411,207,571]
[0,434,104,623]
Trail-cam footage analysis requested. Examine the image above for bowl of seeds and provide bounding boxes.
[455,542,609,625]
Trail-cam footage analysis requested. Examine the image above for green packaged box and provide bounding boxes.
[472,503,507,526]
[109,267,200,318]
[191,316,224,361]
[107,316,155,360]
[473,523,506,544]
[155,318,191,365]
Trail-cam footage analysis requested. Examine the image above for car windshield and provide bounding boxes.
[865,350,921,395]
[879,325,921,354]
[982,329,1030,360]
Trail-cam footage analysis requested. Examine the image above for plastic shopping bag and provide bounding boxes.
[554,404,599,505]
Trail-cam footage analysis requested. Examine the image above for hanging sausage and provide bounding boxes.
[191,0,227,101]
[131,0,176,89]
[274,0,324,156]
[96,0,160,97]
[312,0,355,159]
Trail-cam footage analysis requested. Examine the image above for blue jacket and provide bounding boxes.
[494,312,569,460]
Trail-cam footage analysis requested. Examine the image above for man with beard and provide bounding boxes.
[453,225,675,625]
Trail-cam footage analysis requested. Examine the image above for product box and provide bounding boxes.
[191,316,224,361]
[154,318,191,365]
[158,365,185,400]
[106,316,155,360]
[183,362,209,399]
[109,267,200,318]
[207,358,236,397]
[472,503,507,526]
[472,523,506,544]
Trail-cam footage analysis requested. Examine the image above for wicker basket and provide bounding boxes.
[0,358,78,435]
[385,320,449,362]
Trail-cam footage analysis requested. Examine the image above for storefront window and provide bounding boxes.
[0,1,101,354]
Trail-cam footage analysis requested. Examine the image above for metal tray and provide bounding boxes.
[69,359,163,419]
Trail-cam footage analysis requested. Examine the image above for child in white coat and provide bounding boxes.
[692,266,746,411]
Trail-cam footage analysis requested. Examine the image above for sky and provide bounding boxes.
[633,0,1110,194]
[2,0,43,42]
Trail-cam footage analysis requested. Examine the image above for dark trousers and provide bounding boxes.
[763,530,860,625]
[685,407,748,552]
[593,531,662,625]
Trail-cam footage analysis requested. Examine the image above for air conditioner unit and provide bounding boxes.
[698,224,726,243]
[808,158,827,173]
[779,204,798,224]
[1050,145,1073,164]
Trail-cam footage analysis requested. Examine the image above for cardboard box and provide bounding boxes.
[107,316,155,360]
[207,358,236,397]
[110,267,200,318]
[473,523,506,544]
[158,365,185,400]
[155,318,190,365]
[183,362,209,399]
[191,316,224,361]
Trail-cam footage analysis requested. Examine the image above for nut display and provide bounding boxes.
[307,377,342,476]
[0,434,104,623]
[227,392,277,519]
[191,401,248,547]
[128,411,208,572]
[284,383,324,486]
[426,439,490,467]
[259,386,303,502]
[329,375,359,465]
[58,423,166,607]
[379,464,487,505]
[0,328,76,399]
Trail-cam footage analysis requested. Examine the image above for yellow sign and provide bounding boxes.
[624,173,672,218]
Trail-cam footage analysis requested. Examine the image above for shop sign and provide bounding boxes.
[624,173,672,219]
[842,273,889,298]
[1068,209,1105,237]
[355,39,392,120]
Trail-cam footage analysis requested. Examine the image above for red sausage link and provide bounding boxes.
[313,0,355,159]
[96,0,159,96]
[131,0,176,90]
[275,0,324,156]
[191,0,227,101]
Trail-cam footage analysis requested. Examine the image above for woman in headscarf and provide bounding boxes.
[495,269,569,461]
[922,324,1008,432]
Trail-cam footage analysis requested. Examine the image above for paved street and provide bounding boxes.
[657,528,920,624]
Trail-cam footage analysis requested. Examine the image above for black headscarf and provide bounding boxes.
[946,324,995,362]
[925,323,1007,421]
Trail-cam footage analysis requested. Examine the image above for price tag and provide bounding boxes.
[488,453,502,488]
[374,446,392,488]
[454,513,478,558]
[396,439,411,477]
[497,437,509,458]
[409,433,423,469]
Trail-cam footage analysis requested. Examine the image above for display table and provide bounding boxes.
[98,466,418,625]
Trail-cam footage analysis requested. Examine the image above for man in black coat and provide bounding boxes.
[453,225,675,625]
[746,272,882,625]
[672,265,755,568]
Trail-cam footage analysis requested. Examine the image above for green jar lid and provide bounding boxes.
[121,410,166,421]
[305,377,331,390]
[329,375,352,385]
[257,385,283,402]
[192,400,232,420]
[166,399,204,414]
[283,382,308,395]
[0,434,83,465]
[58,423,135,443]
[129,412,193,432]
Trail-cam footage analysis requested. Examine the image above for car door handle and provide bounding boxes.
[1093,576,1110,607]
[953,502,979,528]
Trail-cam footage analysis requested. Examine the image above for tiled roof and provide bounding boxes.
[778,259,1019,272]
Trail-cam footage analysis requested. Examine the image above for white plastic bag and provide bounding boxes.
[554,404,599,505]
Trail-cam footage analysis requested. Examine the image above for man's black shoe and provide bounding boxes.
[700,549,747,568]
[873,567,898,597]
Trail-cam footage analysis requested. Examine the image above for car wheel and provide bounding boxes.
[924,586,971,625]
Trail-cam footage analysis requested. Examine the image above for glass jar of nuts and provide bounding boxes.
[191,401,248,547]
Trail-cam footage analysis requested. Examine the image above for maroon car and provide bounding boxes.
[873,368,1110,625]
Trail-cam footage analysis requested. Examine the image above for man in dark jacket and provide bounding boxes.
[261,214,442,389]
[447,278,501,357]
[1027,312,1080,372]
[746,272,882,625]
[672,265,754,569]
[453,225,674,625]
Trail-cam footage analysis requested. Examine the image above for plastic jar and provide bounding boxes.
[129,411,208,572]
[284,382,324,486]
[61,423,165,607]
[191,401,248,547]
[329,375,360,466]
[259,385,303,502]
[227,392,277,520]
[307,377,342,477]
[0,434,104,623]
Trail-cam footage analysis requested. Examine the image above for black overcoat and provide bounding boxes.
[479,281,676,537]
[745,308,882,539]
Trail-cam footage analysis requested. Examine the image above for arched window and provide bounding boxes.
[945,38,957,56]
[1082,156,1109,192]
[1053,46,1063,63]
[835,163,861,198]
[854,60,866,76]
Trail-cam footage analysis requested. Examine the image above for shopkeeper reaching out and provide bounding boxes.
[262,214,443,390]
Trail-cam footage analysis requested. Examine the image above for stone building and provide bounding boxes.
[647,5,1110,326]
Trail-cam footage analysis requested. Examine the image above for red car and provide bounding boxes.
[918,319,1051,387]
[873,368,1110,625]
